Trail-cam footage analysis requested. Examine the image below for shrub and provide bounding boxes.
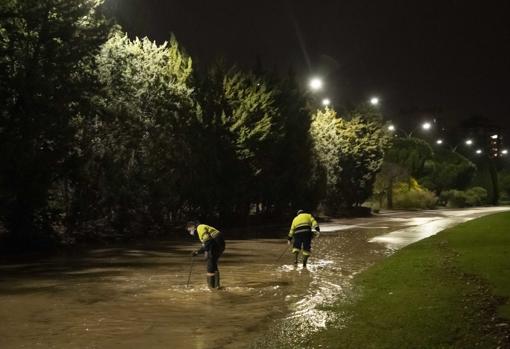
[442,187,488,208]
[393,183,438,210]
[443,190,468,208]
[465,187,488,206]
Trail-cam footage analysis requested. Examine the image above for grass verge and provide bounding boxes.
[312,212,510,349]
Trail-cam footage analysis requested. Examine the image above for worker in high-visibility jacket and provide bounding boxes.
[288,210,320,267]
[187,221,226,289]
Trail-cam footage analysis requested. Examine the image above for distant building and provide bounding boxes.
[460,115,506,159]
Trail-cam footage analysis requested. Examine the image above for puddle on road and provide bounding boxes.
[0,229,389,349]
[1,207,507,349]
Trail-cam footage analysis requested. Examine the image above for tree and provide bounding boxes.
[72,32,196,234]
[192,64,280,221]
[269,72,316,212]
[498,170,510,201]
[310,108,391,212]
[0,0,109,245]
[420,148,476,194]
[373,161,409,209]
[385,137,433,178]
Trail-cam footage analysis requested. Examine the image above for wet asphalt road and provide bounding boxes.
[0,207,508,349]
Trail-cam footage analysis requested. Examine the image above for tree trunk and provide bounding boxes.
[387,177,394,209]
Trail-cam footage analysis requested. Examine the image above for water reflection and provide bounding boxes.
[0,207,508,349]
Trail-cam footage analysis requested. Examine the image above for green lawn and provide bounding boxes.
[312,212,510,349]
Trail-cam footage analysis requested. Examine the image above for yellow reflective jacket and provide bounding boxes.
[288,213,319,239]
[197,224,220,243]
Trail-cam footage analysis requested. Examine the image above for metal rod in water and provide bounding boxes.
[186,255,194,288]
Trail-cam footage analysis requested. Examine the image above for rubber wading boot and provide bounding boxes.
[293,252,299,266]
[207,274,215,289]
[303,255,309,268]
[214,271,220,289]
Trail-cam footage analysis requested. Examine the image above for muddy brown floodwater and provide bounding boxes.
[0,207,508,349]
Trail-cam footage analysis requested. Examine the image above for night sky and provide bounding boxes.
[106,0,510,128]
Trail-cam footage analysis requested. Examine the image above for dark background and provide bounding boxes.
[105,0,510,130]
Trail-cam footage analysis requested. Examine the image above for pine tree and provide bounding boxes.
[193,65,280,221]
[0,0,110,245]
[72,32,196,234]
[310,107,391,212]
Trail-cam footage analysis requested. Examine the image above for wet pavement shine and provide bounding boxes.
[0,207,508,349]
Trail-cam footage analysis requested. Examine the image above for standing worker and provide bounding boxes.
[288,210,320,267]
[186,221,226,289]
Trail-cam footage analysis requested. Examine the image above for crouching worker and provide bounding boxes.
[186,221,226,289]
[288,210,320,267]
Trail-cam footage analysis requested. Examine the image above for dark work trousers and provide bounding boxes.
[206,234,226,273]
[292,231,312,256]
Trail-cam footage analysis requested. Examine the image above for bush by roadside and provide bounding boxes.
[392,179,438,209]
[441,187,488,208]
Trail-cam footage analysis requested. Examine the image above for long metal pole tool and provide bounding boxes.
[186,255,195,288]
[276,243,290,262]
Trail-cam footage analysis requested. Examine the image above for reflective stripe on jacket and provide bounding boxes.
[288,213,319,239]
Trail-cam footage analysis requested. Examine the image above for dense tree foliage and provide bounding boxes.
[310,108,391,213]
[498,170,510,202]
[0,0,110,245]
[191,65,282,221]
[71,32,196,236]
[376,137,432,208]
[0,1,394,247]
[384,137,433,179]
[421,148,476,194]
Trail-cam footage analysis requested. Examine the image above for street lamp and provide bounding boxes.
[502,149,508,156]
[370,97,380,106]
[422,122,432,131]
[322,98,331,107]
[309,77,323,91]
[434,138,485,154]
[387,122,432,138]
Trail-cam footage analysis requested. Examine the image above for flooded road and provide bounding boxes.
[0,207,508,349]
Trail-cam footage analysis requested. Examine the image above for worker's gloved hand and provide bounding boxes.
[191,250,199,257]
[287,237,292,245]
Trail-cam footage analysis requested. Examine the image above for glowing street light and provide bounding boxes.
[309,77,323,91]
[370,97,380,106]
[465,139,473,146]
[436,139,443,145]
[502,149,508,155]
[491,134,499,139]
[388,124,396,132]
[322,98,331,107]
[422,122,432,131]
[476,149,483,155]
